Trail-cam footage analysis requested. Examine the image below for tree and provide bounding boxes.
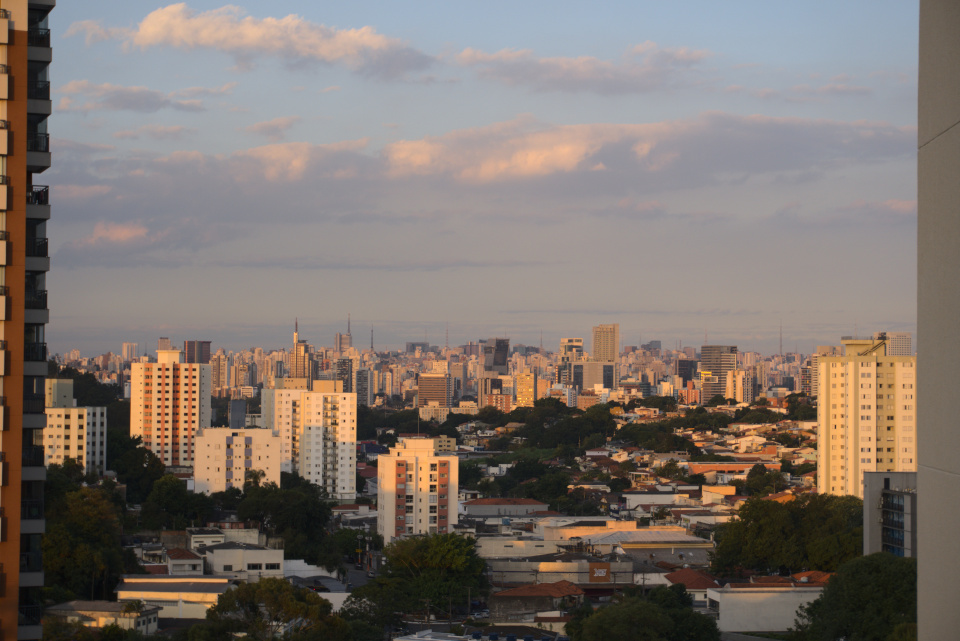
[570,586,719,641]
[793,553,916,641]
[112,445,165,504]
[202,578,339,641]
[142,474,213,530]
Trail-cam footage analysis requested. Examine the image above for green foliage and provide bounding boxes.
[141,474,213,529]
[382,533,488,607]
[43,486,127,599]
[43,617,99,641]
[793,553,916,641]
[712,494,863,574]
[705,395,730,407]
[627,396,679,413]
[571,586,720,641]
[201,577,337,641]
[112,445,166,505]
[785,393,817,421]
[55,366,123,406]
[734,407,787,424]
[459,460,485,490]
[744,463,788,497]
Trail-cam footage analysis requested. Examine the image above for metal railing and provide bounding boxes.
[0,119,8,129]
[0,9,10,19]
[0,65,8,75]
[28,28,50,47]
[22,396,44,415]
[19,604,43,626]
[24,289,46,309]
[21,499,43,520]
[25,342,47,362]
[28,185,49,205]
[26,132,49,153]
[27,81,50,100]
[22,445,44,467]
[26,238,48,258]
[20,550,42,572]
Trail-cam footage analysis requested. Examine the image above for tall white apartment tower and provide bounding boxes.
[267,382,357,500]
[377,437,458,543]
[592,324,620,362]
[131,349,212,467]
[816,338,917,498]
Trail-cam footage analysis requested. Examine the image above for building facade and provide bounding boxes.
[0,3,54,637]
[816,338,917,498]
[130,349,212,467]
[377,437,458,543]
[592,323,619,362]
[700,345,737,402]
[193,427,283,494]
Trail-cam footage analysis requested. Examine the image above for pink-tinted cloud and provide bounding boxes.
[58,80,207,113]
[243,116,302,141]
[79,221,149,246]
[113,124,197,140]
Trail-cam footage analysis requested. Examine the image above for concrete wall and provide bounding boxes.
[918,1,960,638]
[706,587,823,633]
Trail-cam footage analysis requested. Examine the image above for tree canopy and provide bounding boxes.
[569,585,720,641]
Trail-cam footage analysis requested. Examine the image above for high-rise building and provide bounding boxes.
[559,338,584,363]
[873,331,912,356]
[157,337,172,352]
[700,345,738,402]
[131,349,212,467]
[816,338,917,498]
[184,340,212,364]
[210,349,230,392]
[377,437,458,543]
[355,368,375,407]
[122,342,139,362]
[417,373,452,408]
[290,321,311,380]
[335,358,353,393]
[266,384,356,500]
[335,314,353,353]
[482,338,510,374]
[0,3,55,636]
[592,324,620,362]
[194,427,283,494]
[43,379,107,476]
[515,370,538,407]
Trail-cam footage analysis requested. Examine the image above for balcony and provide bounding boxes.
[25,237,47,258]
[21,499,43,520]
[28,28,50,47]
[23,395,44,415]
[20,550,42,572]
[24,342,47,362]
[19,604,43,626]
[28,185,49,205]
[22,445,44,467]
[27,81,50,100]
[24,289,46,310]
[26,132,51,173]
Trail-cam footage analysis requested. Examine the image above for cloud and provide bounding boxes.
[383,112,914,184]
[792,82,872,96]
[320,85,341,93]
[243,116,302,141]
[457,41,710,94]
[113,124,197,140]
[69,4,434,79]
[58,80,208,113]
[171,82,238,98]
[54,184,114,200]
[78,221,150,246]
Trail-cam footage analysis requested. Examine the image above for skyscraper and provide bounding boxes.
[700,345,738,402]
[184,340,212,364]
[0,3,54,637]
[131,349,212,467]
[817,338,917,498]
[592,323,620,362]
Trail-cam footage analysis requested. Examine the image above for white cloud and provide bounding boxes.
[58,80,208,113]
[457,41,710,94]
[113,125,197,140]
[67,4,434,79]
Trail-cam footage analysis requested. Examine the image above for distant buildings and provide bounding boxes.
[592,323,620,362]
[377,437,459,543]
[701,345,737,401]
[184,340,212,364]
[131,349,212,467]
[816,337,917,498]
[43,379,107,476]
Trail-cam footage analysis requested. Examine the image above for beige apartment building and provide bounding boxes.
[592,323,619,362]
[377,437,458,543]
[515,370,538,408]
[193,427,282,494]
[816,338,917,498]
[131,349,212,467]
[43,378,107,475]
[266,382,357,500]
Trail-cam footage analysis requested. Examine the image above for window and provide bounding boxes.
[265,563,281,570]
[247,563,263,570]
[223,565,233,571]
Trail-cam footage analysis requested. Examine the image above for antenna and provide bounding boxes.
[779,320,783,358]
[347,313,351,335]
[446,322,449,350]
[371,326,374,351]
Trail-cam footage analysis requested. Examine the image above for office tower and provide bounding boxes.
[377,437,458,543]
[592,323,620,362]
[290,321,311,380]
[157,337,172,352]
[676,359,697,385]
[873,331,912,356]
[559,338,584,362]
[0,3,54,637]
[131,349,212,467]
[417,372,452,408]
[816,338,917,499]
[918,3,960,633]
[724,369,755,404]
[515,370,538,408]
[184,340,212,364]
[43,379,107,476]
[267,385,356,500]
[355,368,375,407]
[481,338,509,374]
[406,341,429,354]
[194,427,282,494]
[335,358,353,393]
[700,345,738,401]
[122,342,139,362]
[210,349,230,392]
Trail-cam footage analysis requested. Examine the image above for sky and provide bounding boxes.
[46,1,920,357]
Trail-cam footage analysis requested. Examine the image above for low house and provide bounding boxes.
[186,527,226,551]
[199,542,284,582]
[707,582,826,633]
[463,498,549,518]
[489,580,584,622]
[45,601,161,635]
[116,576,236,619]
[663,568,720,604]
[166,548,204,576]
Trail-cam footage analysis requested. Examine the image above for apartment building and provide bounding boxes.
[0,2,55,638]
[701,345,738,401]
[816,338,917,498]
[266,382,357,500]
[193,427,282,494]
[130,349,212,467]
[592,323,620,362]
[377,437,459,543]
[43,378,107,475]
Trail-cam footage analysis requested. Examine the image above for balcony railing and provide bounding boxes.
[23,395,44,415]
[28,185,49,205]
[24,342,46,362]
[0,65,8,75]
[25,238,48,258]
[0,9,10,19]
[19,604,43,626]
[21,499,43,520]
[20,550,42,572]
[26,133,49,153]
[24,289,46,310]
[22,445,44,467]
[28,28,50,47]
[27,81,50,100]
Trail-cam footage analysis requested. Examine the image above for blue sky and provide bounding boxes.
[46,2,919,356]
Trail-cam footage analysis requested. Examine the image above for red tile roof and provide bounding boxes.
[493,580,584,598]
[143,564,169,575]
[166,548,201,560]
[464,498,548,506]
[665,568,720,591]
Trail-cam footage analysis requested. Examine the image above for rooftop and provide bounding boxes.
[493,580,584,598]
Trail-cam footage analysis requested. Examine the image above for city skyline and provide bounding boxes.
[47,2,918,356]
